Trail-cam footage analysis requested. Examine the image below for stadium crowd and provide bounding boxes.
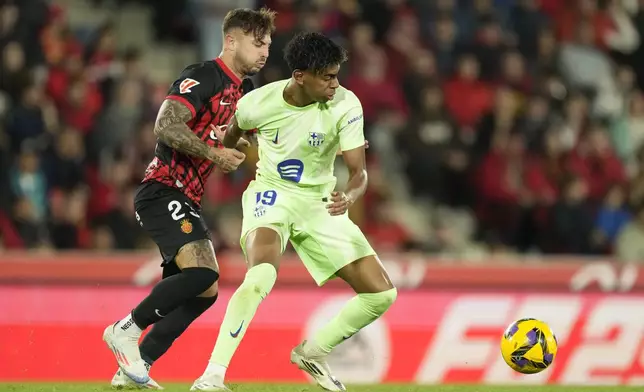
[3,0,644,261]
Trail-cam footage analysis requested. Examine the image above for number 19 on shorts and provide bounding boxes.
[254,190,277,217]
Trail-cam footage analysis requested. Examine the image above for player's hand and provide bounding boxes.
[326,191,354,216]
[210,124,250,148]
[212,147,246,173]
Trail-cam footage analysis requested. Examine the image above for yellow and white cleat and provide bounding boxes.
[290,342,346,391]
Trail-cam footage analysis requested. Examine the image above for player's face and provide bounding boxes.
[304,64,340,103]
[236,32,271,76]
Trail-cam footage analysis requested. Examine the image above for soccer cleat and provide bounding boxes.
[290,342,346,391]
[189,375,231,391]
[103,322,150,384]
[111,368,163,390]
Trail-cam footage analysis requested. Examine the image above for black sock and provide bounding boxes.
[131,267,219,329]
[139,295,217,365]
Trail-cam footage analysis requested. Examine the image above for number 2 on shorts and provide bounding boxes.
[255,190,277,206]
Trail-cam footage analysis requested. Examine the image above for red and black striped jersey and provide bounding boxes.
[142,58,253,206]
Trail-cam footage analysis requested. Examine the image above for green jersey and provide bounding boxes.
[235,79,365,195]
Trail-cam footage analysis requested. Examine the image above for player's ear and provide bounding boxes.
[223,33,233,50]
[223,31,239,51]
[293,70,305,86]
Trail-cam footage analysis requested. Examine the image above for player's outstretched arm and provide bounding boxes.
[154,99,245,172]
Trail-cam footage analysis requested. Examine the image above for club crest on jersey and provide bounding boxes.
[179,78,200,94]
[180,219,193,234]
[254,205,266,218]
[308,132,325,147]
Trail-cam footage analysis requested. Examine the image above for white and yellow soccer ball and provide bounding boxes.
[500,318,558,374]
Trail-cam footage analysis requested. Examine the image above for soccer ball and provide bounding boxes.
[500,318,558,374]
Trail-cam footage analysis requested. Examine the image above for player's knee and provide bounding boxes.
[238,263,277,299]
[182,267,220,293]
[245,228,282,266]
[364,287,397,315]
[198,281,219,298]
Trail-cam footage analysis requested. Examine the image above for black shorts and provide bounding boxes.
[134,181,210,265]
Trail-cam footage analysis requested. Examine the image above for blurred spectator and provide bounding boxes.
[429,13,459,76]
[93,186,144,249]
[43,127,86,191]
[9,147,48,224]
[592,184,631,252]
[48,186,90,249]
[509,0,550,61]
[11,196,47,248]
[91,79,144,159]
[611,89,644,173]
[402,50,439,113]
[346,47,408,123]
[59,75,102,134]
[616,203,644,262]
[568,123,626,201]
[550,175,594,254]
[399,84,468,205]
[444,54,493,128]
[1,41,31,101]
[469,17,509,81]
[6,83,48,151]
[476,130,543,249]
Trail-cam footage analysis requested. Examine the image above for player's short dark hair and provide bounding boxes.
[284,32,348,74]
[222,7,276,41]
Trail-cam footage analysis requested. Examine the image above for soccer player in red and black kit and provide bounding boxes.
[102,8,276,388]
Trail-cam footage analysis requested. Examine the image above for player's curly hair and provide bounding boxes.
[284,32,348,74]
[223,7,277,41]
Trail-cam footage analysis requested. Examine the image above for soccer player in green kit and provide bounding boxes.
[191,32,397,392]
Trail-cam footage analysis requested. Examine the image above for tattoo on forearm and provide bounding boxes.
[154,100,213,160]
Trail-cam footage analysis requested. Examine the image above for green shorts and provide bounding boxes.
[240,180,376,286]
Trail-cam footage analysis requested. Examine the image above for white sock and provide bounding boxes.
[205,362,227,380]
[117,313,143,336]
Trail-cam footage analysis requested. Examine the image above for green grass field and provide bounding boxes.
[0,384,639,392]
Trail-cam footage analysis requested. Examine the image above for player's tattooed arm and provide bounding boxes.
[154,99,245,172]
[154,99,212,159]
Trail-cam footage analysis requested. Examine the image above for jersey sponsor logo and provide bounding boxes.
[179,78,200,94]
[308,132,325,147]
[347,113,363,125]
[277,159,304,183]
[219,99,232,106]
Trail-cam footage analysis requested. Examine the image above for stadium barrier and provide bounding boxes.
[2,252,643,384]
[0,251,642,291]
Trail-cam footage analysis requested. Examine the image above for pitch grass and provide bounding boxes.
[0,384,639,392]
